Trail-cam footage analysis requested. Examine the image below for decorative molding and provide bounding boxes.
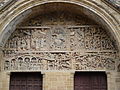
[103,0,120,12]
[107,0,120,7]
[0,0,13,10]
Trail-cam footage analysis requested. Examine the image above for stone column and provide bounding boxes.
[116,73,120,90]
[43,71,74,90]
[106,72,116,90]
[1,72,10,90]
[0,72,2,90]
[42,72,45,90]
[0,47,3,90]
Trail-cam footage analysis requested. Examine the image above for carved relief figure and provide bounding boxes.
[50,26,66,50]
[3,14,118,71]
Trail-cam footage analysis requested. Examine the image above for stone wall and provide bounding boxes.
[43,72,73,90]
[0,72,10,90]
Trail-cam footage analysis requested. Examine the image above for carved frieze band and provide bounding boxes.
[4,52,116,71]
[3,26,118,71]
[4,26,117,51]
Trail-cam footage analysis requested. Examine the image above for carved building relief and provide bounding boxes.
[2,13,119,71]
[4,52,72,70]
[3,52,117,71]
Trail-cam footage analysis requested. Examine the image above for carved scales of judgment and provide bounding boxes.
[2,12,119,71]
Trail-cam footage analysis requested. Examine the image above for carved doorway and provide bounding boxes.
[74,72,107,90]
[9,72,42,90]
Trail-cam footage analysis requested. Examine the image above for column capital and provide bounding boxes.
[6,72,11,76]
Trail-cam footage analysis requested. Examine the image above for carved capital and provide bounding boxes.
[6,72,11,76]
[106,71,111,78]
[70,70,75,78]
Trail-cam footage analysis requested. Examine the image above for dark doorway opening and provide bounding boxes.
[9,72,42,90]
[74,72,107,90]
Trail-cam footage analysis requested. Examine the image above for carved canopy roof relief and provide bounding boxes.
[2,11,119,72]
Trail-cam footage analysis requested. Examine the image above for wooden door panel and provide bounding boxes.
[74,72,107,90]
[10,72,42,90]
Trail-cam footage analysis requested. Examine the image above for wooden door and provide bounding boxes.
[10,72,42,90]
[74,72,107,90]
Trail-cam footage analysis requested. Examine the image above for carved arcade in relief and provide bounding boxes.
[4,52,116,71]
[4,52,72,71]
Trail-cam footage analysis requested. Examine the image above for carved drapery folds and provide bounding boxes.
[3,25,118,71]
